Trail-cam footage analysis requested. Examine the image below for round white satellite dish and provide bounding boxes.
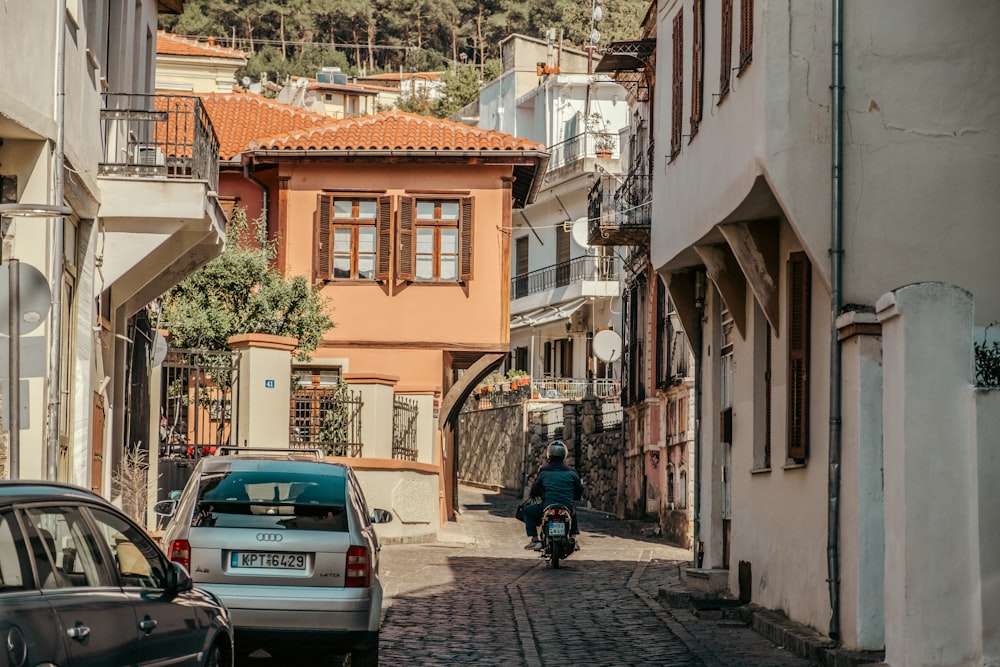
[592,329,622,362]
[570,217,591,249]
[151,332,169,367]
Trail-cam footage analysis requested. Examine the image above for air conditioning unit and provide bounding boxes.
[130,144,165,166]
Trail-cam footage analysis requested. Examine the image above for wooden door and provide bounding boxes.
[91,393,104,494]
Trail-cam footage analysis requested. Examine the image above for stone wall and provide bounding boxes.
[458,396,625,516]
[457,403,526,491]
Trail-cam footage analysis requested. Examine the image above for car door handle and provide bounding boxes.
[138,617,158,633]
[67,623,91,641]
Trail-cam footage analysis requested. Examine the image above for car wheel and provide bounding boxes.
[203,642,225,667]
[349,635,379,667]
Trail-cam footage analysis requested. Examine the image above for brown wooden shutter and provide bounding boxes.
[376,195,392,281]
[459,196,474,281]
[670,11,684,159]
[315,194,332,281]
[739,0,754,70]
[720,0,733,96]
[397,196,415,281]
[690,0,704,134]
[786,251,810,461]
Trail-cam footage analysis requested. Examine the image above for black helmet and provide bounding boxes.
[547,441,567,460]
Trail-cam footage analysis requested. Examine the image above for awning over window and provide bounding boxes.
[510,297,588,330]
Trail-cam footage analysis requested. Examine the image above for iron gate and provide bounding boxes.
[159,348,237,459]
[289,384,364,457]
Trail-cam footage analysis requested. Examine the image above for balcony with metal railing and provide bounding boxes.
[511,255,618,300]
[97,92,227,324]
[587,168,651,247]
[100,93,220,191]
[546,130,621,172]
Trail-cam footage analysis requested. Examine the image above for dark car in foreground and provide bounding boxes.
[155,448,393,666]
[0,480,233,666]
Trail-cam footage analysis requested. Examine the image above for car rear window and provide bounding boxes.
[192,470,348,531]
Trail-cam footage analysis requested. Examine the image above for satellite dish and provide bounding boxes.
[592,329,622,362]
[570,217,591,249]
[151,332,169,368]
[0,261,51,335]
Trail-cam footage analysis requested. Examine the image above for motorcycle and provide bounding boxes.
[539,504,577,568]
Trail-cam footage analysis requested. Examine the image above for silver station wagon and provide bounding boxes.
[155,449,393,666]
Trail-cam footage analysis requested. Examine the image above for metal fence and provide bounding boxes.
[511,255,617,300]
[392,396,419,461]
[159,348,237,459]
[290,385,364,457]
[100,93,219,190]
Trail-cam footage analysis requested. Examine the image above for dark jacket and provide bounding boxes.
[530,460,584,508]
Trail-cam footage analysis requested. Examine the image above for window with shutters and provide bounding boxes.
[398,197,473,282]
[738,0,753,73]
[786,252,811,462]
[514,236,529,298]
[720,0,733,100]
[690,0,704,137]
[315,196,391,281]
[670,10,684,161]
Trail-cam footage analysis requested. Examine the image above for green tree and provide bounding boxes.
[160,208,334,360]
[432,58,502,118]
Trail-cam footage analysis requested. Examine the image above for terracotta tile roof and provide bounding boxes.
[157,31,247,61]
[197,93,335,159]
[249,110,545,152]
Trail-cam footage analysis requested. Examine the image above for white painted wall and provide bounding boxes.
[650,0,1000,654]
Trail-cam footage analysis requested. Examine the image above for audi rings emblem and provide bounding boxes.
[256,533,283,543]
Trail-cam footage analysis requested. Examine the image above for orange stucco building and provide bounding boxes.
[202,95,546,527]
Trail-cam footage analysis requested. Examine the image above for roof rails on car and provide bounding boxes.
[215,446,325,461]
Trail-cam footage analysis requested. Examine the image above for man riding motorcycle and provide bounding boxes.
[522,441,584,550]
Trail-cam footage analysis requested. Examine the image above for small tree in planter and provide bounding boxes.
[588,112,615,156]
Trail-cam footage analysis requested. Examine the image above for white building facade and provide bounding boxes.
[0,1,225,500]
[649,0,1000,663]
[479,34,627,393]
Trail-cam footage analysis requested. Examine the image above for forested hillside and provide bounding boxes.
[159,0,647,80]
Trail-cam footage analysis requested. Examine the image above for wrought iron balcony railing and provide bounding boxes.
[511,255,617,300]
[100,93,220,191]
[587,170,651,247]
[547,131,620,171]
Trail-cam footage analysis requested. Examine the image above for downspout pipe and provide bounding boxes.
[45,0,68,481]
[693,272,705,566]
[827,0,845,642]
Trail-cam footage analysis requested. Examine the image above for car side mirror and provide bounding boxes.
[166,561,193,594]
[153,500,177,517]
[370,508,393,524]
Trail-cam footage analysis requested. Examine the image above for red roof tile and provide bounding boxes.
[197,93,335,159]
[249,110,545,152]
[157,31,247,61]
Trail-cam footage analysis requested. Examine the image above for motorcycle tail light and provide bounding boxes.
[169,539,191,570]
[345,545,370,588]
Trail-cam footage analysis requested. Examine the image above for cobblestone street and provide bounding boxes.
[377,487,814,667]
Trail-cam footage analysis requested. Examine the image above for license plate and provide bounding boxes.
[230,552,306,570]
[548,521,566,536]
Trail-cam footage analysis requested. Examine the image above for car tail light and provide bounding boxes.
[169,539,191,570]
[345,545,370,588]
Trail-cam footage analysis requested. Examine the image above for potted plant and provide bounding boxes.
[587,112,615,157]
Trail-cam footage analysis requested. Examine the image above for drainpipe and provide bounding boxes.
[693,272,705,566]
[243,163,269,259]
[827,0,845,642]
[45,0,68,481]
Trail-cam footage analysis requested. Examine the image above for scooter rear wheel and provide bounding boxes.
[551,540,562,568]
